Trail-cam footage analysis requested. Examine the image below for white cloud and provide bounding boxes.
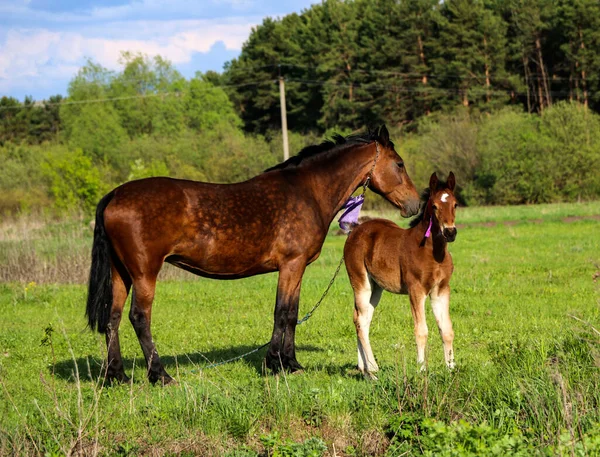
[0,19,255,84]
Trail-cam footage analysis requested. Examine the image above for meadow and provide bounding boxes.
[0,201,599,456]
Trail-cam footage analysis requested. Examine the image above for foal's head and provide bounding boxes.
[427,172,458,242]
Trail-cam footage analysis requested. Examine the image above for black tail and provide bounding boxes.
[86,191,115,334]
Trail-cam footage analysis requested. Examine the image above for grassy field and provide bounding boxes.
[1,202,599,456]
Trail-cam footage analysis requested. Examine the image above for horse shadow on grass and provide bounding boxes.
[52,344,324,383]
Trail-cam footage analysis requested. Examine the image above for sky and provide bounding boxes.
[0,0,318,101]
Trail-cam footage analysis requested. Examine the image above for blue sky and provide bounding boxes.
[0,0,318,100]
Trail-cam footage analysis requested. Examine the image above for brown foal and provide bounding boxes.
[86,126,420,384]
[344,172,458,379]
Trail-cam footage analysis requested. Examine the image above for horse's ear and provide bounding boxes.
[429,172,439,190]
[379,124,390,146]
[447,171,456,191]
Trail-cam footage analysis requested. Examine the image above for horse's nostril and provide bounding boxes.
[443,227,457,241]
[410,200,420,215]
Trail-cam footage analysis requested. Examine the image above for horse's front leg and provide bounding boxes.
[266,258,306,373]
[409,288,428,372]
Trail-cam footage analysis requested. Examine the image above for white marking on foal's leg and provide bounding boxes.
[410,292,428,372]
[441,193,449,202]
[430,288,455,369]
[354,276,382,379]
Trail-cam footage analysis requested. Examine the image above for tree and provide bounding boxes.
[185,73,242,131]
[60,61,127,161]
[432,0,510,111]
[109,52,187,137]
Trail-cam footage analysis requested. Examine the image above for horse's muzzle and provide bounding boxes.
[404,199,420,217]
[443,227,457,242]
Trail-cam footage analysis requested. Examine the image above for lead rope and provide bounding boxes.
[199,142,381,370]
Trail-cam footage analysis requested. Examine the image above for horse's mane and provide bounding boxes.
[265,129,393,172]
[408,179,449,228]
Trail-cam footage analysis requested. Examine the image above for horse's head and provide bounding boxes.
[368,125,420,217]
[428,172,458,242]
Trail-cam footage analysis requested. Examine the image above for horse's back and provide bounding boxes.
[101,174,322,278]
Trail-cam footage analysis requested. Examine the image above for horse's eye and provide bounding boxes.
[397,162,404,169]
[432,204,438,210]
[454,203,458,209]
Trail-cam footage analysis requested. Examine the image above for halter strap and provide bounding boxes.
[338,141,381,232]
[424,216,433,238]
[361,141,381,194]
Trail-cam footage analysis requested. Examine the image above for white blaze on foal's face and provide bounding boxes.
[441,193,449,202]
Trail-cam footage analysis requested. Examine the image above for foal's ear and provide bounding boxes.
[378,124,390,146]
[447,171,456,191]
[429,172,439,190]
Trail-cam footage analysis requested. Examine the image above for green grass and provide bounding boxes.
[1,202,599,456]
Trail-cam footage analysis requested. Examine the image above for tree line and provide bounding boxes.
[0,0,599,215]
[222,0,600,133]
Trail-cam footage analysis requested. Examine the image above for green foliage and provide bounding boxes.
[41,148,103,213]
[387,415,532,456]
[65,103,128,162]
[0,142,49,214]
[186,74,242,131]
[0,96,62,146]
[109,52,187,138]
[3,45,600,216]
[400,103,600,205]
[261,433,327,457]
[127,158,169,181]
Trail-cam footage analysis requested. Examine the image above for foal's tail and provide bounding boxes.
[86,191,115,334]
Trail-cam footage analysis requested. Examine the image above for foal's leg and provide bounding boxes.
[105,260,131,383]
[430,285,455,369]
[129,274,173,385]
[409,288,428,371]
[354,277,383,379]
[266,258,306,373]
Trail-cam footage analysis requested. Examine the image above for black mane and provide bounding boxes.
[265,129,393,172]
[408,179,449,228]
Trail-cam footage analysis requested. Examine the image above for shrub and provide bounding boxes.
[41,148,104,214]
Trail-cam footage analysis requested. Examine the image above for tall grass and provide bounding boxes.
[0,216,196,284]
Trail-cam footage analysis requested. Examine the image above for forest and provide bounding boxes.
[1,0,600,216]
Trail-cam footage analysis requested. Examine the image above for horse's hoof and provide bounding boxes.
[161,376,177,386]
[265,355,282,374]
[105,373,131,385]
[362,371,378,381]
[286,359,304,373]
[149,372,176,386]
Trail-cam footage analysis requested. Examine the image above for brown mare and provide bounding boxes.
[344,172,458,379]
[86,126,420,384]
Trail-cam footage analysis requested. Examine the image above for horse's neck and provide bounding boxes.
[300,143,375,223]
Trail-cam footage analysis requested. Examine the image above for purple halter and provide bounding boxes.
[338,195,365,232]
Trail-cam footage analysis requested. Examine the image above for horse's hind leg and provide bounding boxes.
[266,258,307,373]
[353,276,382,379]
[105,259,131,383]
[430,285,455,369]
[129,274,174,385]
